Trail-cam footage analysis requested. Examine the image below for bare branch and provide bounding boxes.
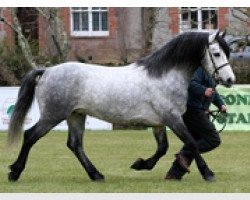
[36,8,49,20]
[0,14,19,33]
[11,8,36,69]
[36,7,68,62]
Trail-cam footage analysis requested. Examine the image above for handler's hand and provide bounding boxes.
[205,88,214,97]
[220,105,227,113]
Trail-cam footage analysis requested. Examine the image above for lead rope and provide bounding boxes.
[208,110,228,133]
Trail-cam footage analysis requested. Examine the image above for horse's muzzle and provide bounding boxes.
[221,77,234,88]
[226,77,234,87]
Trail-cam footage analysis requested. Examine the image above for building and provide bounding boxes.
[0,7,249,65]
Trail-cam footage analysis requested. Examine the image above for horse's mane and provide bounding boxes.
[136,31,230,77]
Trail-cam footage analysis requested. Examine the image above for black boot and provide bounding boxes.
[165,154,193,180]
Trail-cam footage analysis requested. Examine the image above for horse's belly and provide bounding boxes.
[74,103,163,126]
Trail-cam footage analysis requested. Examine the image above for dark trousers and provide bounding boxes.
[167,108,221,178]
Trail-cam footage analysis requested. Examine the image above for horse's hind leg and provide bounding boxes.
[66,111,104,181]
[131,126,169,170]
[8,119,60,182]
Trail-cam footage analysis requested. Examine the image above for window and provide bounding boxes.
[71,7,109,37]
[180,7,218,32]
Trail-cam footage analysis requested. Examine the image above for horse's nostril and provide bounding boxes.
[227,78,232,84]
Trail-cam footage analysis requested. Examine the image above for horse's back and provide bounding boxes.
[35,62,159,124]
[35,62,187,126]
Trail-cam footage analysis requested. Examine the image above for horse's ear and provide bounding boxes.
[209,30,220,44]
[219,29,227,38]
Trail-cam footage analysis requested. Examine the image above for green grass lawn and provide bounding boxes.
[0,130,250,193]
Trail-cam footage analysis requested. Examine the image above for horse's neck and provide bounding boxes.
[163,66,196,85]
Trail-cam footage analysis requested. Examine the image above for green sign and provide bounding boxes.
[211,85,250,131]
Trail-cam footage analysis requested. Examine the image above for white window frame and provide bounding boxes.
[179,7,218,32]
[70,7,109,37]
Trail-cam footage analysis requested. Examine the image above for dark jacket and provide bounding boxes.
[187,67,224,111]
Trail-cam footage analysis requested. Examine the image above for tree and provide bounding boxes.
[0,7,68,85]
[140,8,159,56]
[37,8,68,63]
[0,8,36,69]
[117,8,129,64]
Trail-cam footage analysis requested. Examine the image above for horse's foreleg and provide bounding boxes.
[131,126,169,170]
[8,119,59,182]
[66,112,104,181]
[168,118,214,181]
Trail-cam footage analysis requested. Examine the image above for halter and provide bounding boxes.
[208,42,230,82]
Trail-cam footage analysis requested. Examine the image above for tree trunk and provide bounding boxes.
[141,8,158,57]
[247,8,250,35]
[37,8,68,63]
[11,8,37,69]
[117,8,129,64]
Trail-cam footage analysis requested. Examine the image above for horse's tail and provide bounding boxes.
[8,68,45,146]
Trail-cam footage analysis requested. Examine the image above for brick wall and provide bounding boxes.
[169,8,179,35]
[1,8,124,65]
[38,12,50,57]
[1,8,15,47]
[59,7,122,64]
[218,8,229,29]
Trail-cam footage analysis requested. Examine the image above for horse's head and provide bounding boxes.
[203,30,235,87]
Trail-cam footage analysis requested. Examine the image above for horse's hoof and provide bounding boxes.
[130,158,153,170]
[203,175,216,182]
[165,174,182,181]
[90,172,105,182]
[8,171,20,182]
[202,168,216,182]
[130,158,145,170]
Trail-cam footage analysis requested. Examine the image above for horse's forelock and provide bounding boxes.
[216,36,230,59]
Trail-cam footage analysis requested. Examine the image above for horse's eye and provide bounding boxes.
[213,53,220,57]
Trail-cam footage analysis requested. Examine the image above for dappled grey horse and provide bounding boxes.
[8,30,235,182]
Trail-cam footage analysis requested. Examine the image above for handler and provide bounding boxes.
[165,67,227,181]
